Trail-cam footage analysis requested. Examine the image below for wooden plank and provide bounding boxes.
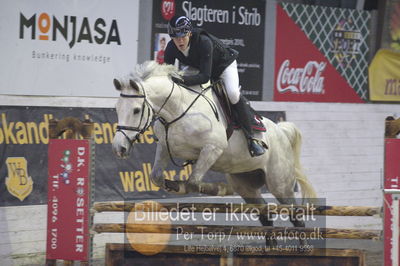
[93,223,381,240]
[93,202,381,216]
[105,243,366,266]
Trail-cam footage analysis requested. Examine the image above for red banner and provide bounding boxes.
[46,139,92,261]
[274,4,363,103]
[384,139,400,266]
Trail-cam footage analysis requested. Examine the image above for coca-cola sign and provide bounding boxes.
[277,60,326,94]
[274,4,364,103]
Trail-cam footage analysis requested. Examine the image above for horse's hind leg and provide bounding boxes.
[275,194,307,247]
[276,196,305,228]
[242,195,278,247]
[227,172,277,247]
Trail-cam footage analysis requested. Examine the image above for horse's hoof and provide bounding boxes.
[164,180,180,192]
[164,180,186,194]
[298,239,309,253]
[266,238,278,249]
[149,177,164,189]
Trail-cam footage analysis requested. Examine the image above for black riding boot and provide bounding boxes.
[232,96,266,157]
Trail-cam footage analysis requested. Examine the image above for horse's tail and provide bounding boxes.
[278,122,317,201]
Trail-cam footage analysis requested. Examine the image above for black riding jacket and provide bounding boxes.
[164,28,239,86]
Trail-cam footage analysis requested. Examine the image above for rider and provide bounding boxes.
[164,15,265,157]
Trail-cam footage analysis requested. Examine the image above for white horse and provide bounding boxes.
[112,61,316,232]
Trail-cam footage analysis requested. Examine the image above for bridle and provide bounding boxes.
[116,79,219,166]
[116,82,154,148]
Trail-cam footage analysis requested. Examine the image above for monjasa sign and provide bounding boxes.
[19,12,121,48]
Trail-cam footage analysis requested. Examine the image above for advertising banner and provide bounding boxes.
[0,106,285,206]
[380,0,400,52]
[151,0,265,101]
[274,3,370,103]
[369,49,400,102]
[46,139,92,261]
[0,0,139,97]
[384,139,400,266]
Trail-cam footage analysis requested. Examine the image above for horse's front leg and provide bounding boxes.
[165,144,233,196]
[187,144,223,194]
[149,142,169,188]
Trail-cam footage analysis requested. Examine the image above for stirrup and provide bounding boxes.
[248,138,265,157]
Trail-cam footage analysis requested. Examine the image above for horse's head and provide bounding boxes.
[112,77,152,158]
[112,61,182,158]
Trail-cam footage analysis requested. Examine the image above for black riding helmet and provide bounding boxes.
[168,15,192,38]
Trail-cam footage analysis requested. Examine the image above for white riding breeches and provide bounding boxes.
[219,60,240,104]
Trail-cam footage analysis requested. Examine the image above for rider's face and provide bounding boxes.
[173,33,191,52]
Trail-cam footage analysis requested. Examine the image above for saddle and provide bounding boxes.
[212,80,266,139]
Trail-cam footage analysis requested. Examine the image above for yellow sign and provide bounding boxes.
[369,49,400,101]
[5,157,33,201]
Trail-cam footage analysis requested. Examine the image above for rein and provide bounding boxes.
[116,79,219,167]
[159,82,218,167]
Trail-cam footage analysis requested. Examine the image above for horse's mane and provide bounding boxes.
[130,60,180,82]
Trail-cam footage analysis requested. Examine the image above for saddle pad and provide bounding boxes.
[233,114,267,132]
